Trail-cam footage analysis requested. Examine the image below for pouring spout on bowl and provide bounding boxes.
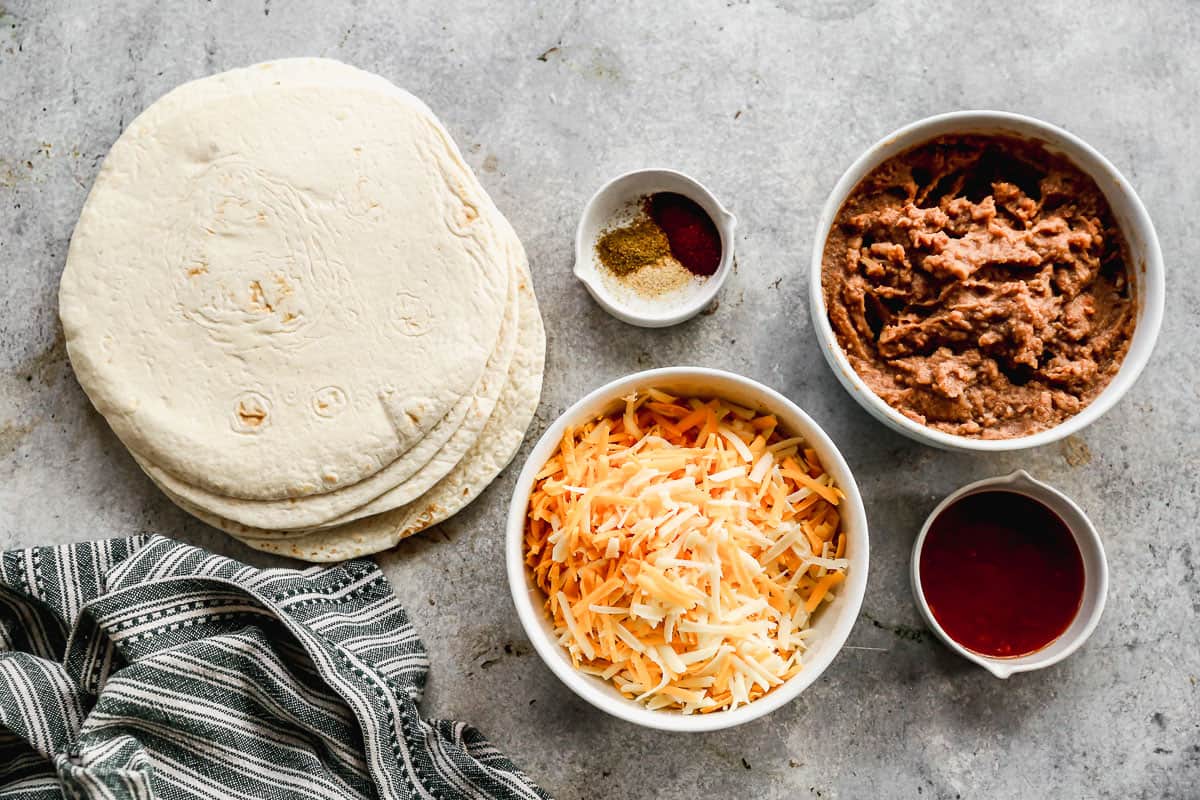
[977,659,1015,680]
[571,260,599,289]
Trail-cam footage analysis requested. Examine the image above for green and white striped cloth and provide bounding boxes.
[0,535,550,800]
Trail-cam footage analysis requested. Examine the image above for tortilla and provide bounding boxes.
[187,258,545,561]
[302,219,530,528]
[132,240,519,529]
[119,59,517,528]
[135,254,519,529]
[60,60,511,500]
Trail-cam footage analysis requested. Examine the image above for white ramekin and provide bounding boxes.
[574,169,736,328]
[910,470,1108,678]
[808,110,1165,452]
[505,367,869,732]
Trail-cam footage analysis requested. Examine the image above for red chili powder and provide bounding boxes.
[646,192,722,276]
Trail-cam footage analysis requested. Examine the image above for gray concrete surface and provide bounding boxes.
[1,1,1197,797]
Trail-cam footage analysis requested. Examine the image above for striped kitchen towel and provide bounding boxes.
[0,535,550,800]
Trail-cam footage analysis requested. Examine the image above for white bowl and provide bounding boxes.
[574,169,736,328]
[910,470,1108,678]
[505,367,870,731]
[808,110,1165,451]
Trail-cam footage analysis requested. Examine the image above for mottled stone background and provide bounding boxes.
[1,1,1196,797]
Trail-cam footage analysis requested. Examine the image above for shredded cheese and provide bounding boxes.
[524,391,849,714]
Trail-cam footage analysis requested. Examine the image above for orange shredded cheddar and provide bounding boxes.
[804,571,845,613]
[524,390,849,714]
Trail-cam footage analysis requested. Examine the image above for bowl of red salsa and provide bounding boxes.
[910,470,1108,678]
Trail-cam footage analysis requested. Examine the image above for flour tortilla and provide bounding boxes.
[302,219,530,528]
[135,245,520,530]
[186,260,545,561]
[61,60,511,500]
[125,58,520,528]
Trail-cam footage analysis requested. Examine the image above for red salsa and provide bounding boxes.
[918,491,1085,658]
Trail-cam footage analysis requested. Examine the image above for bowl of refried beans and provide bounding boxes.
[810,111,1163,451]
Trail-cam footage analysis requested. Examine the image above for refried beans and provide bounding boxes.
[821,134,1136,439]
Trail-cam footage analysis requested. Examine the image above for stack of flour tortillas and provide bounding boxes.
[58,59,545,562]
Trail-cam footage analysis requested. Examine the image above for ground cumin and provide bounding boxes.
[595,216,671,276]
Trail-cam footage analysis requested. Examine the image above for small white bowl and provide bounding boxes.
[574,169,736,328]
[809,110,1165,451]
[910,470,1107,678]
[505,367,869,732]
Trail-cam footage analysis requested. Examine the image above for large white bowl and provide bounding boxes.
[505,367,870,732]
[809,110,1165,452]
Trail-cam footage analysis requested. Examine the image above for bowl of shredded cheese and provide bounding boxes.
[506,367,869,731]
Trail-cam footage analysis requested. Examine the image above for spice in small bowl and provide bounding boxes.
[594,192,722,300]
[575,170,735,328]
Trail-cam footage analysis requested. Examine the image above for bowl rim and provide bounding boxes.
[573,168,736,328]
[908,470,1109,678]
[807,109,1165,452]
[505,366,870,732]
